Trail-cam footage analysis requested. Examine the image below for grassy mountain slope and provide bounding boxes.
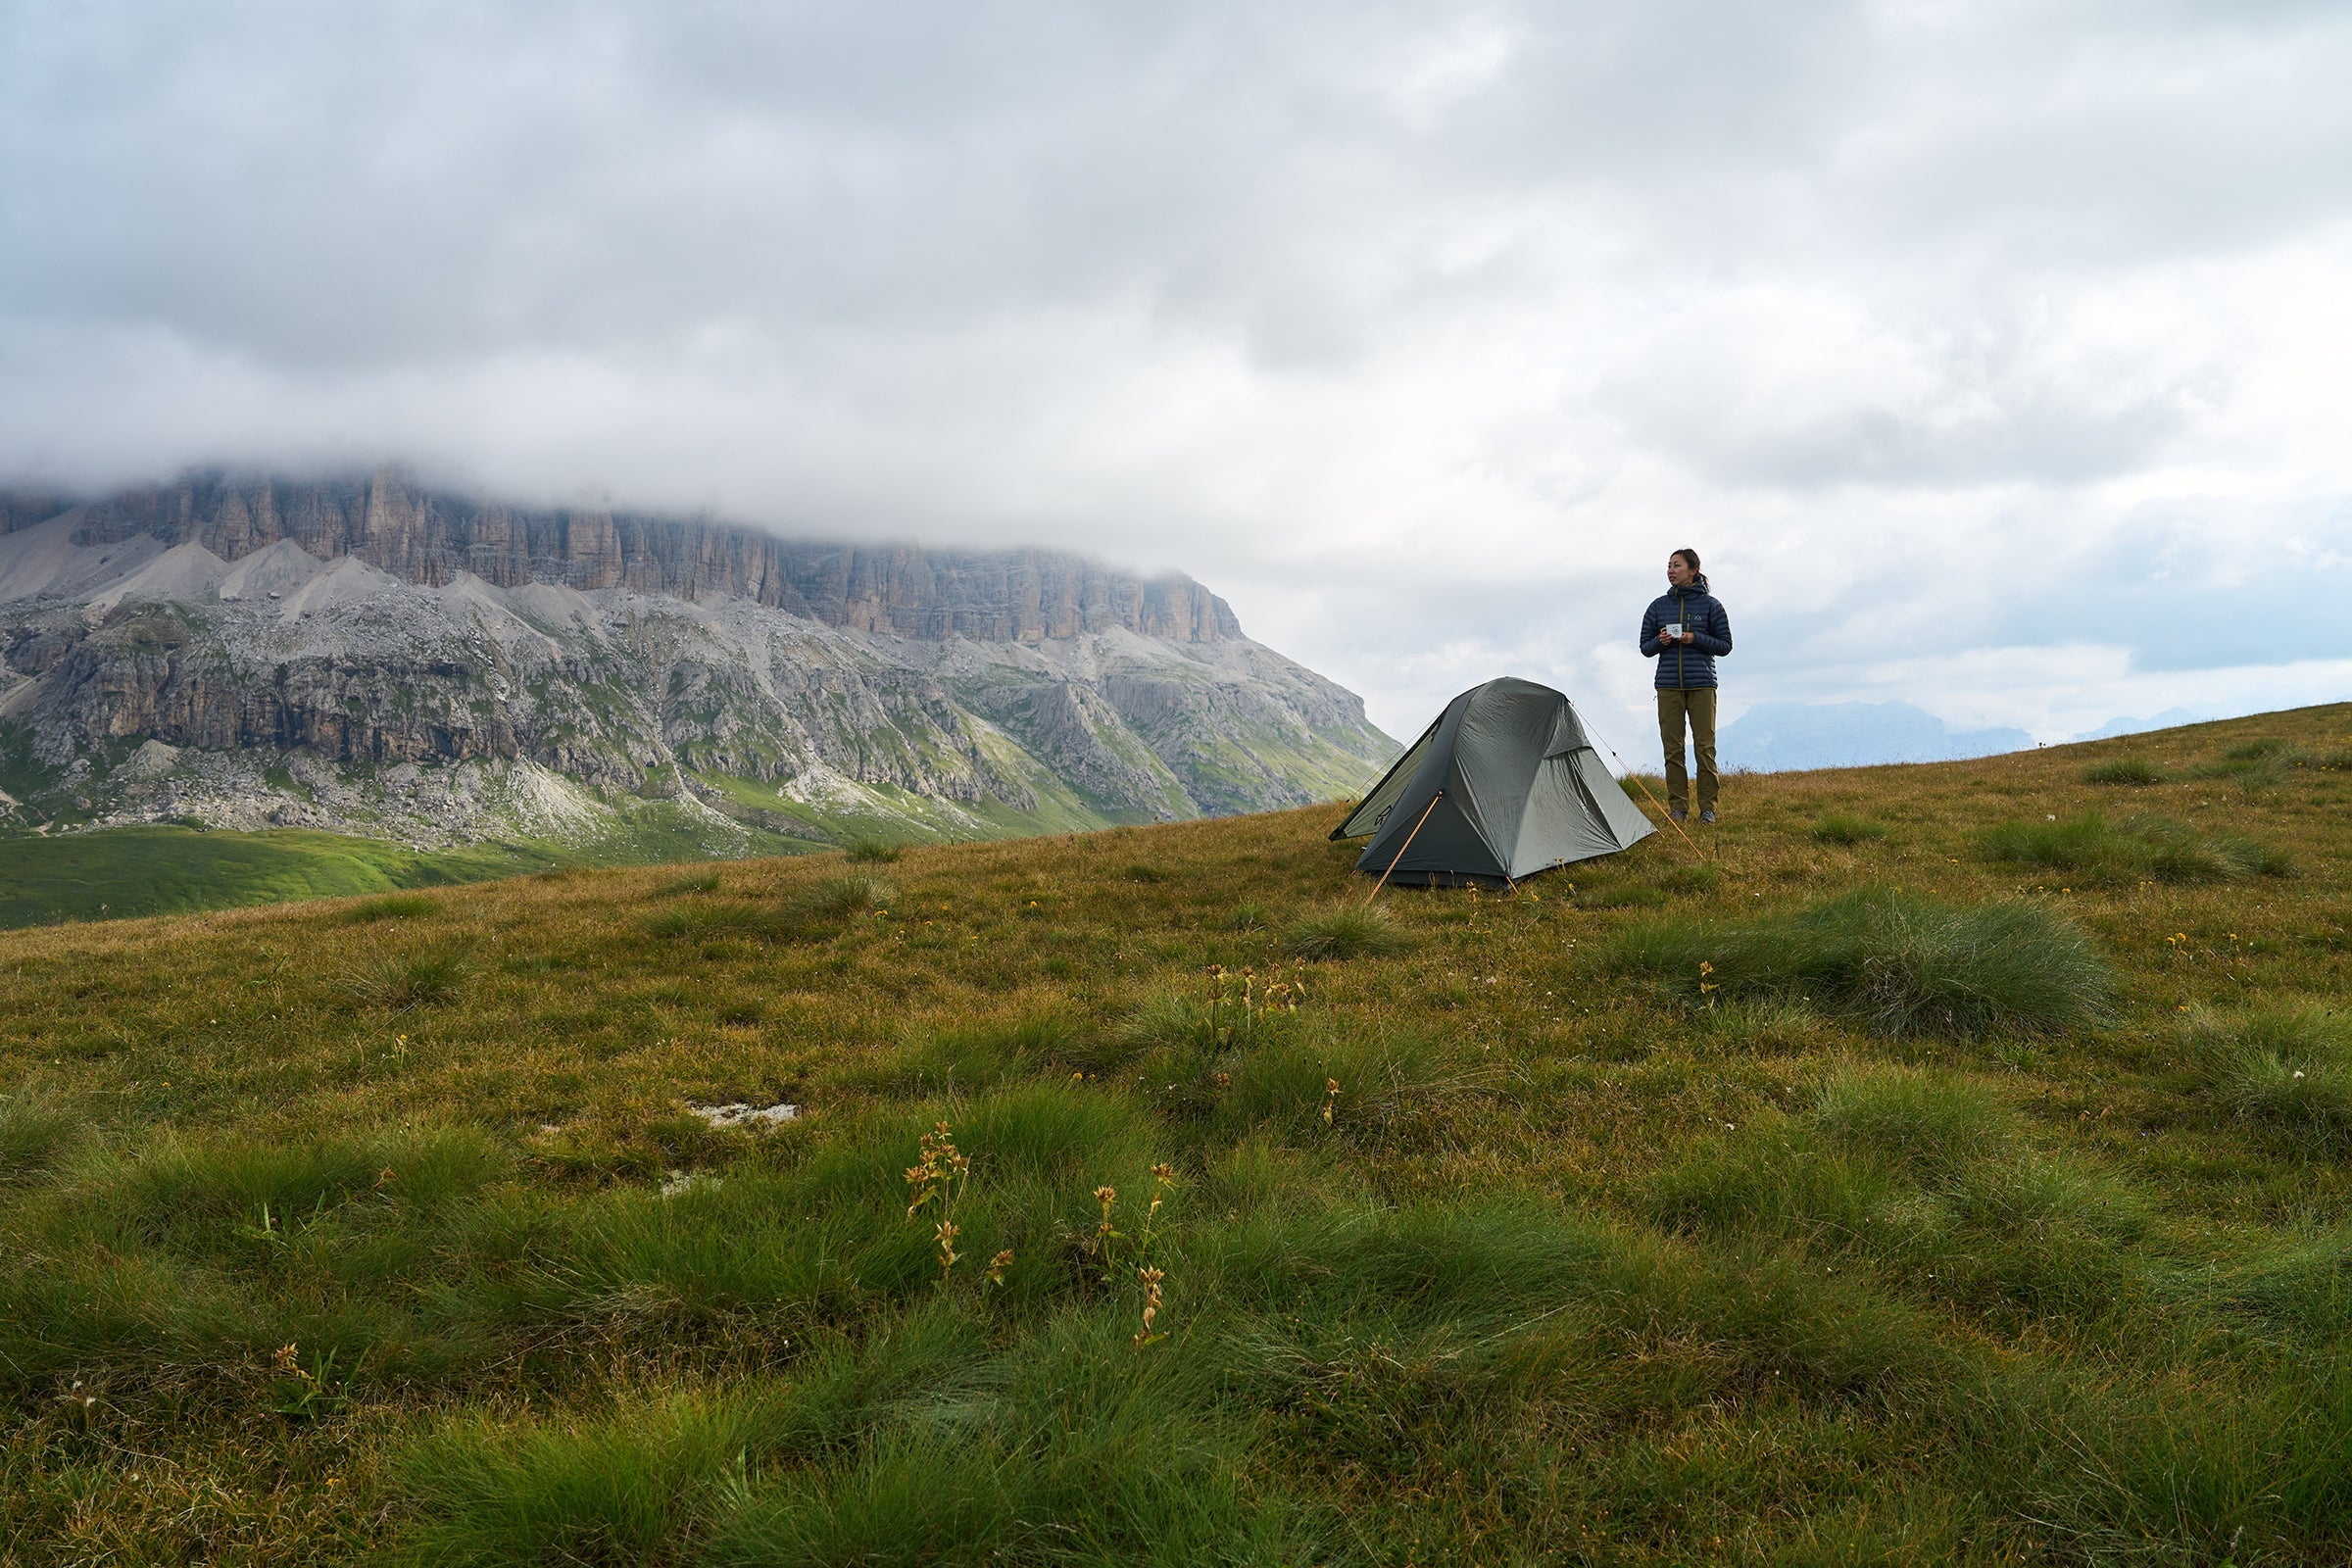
[0,807,833,930]
[5,706,2352,1563]
[0,760,1184,930]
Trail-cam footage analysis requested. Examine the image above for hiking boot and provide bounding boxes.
[1669,808,1689,823]
[1699,808,1717,825]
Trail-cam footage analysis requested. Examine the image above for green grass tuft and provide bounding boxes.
[1979,809,2289,884]
[1282,903,1407,960]
[0,1092,82,1188]
[342,947,473,1010]
[841,836,905,864]
[398,1388,789,1567]
[1605,889,2113,1038]
[797,872,897,921]
[653,870,722,895]
[2189,1004,2352,1140]
[1811,811,1890,844]
[1656,862,1721,895]
[647,901,778,940]
[2082,758,2166,786]
[1811,1066,2010,1179]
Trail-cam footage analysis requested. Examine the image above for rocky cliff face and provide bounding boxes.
[34,469,1243,645]
[0,470,1394,851]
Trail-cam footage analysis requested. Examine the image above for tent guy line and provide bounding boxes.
[1589,729,1711,863]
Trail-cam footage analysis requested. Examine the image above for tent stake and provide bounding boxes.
[1365,789,1444,905]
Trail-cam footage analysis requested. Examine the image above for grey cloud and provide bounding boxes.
[1957,501,2352,673]
[16,1,2344,373]
[6,0,2352,741]
[1604,350,2200,491]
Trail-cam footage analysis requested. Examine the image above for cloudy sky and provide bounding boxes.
[6,1,2351,751]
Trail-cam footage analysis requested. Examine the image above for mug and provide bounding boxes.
[1663,622,1683,639]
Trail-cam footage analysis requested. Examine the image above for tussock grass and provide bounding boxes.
[2194,738,2314,784]
[1652,1066,2157,1322]
[653,869,722,895]
[645,901,778,940]
[1114,989,1211,1057]
[1811,811,1889,843]
[2184,1224,2352,1342]
[398,1387,799,1566]
[0,1092,82,1188]
[840,836,904,863]
[116,1126,508,1237]
[1655,862,1720,895]
[1605,889,2113,1038]
[2189,1004,2352,1140]
[1217,1021,1476,1148]
[340,946,472,1009]
[796,871,897,921]
[1812,1065,2011,1178]
[2082,757,2166,786]
[1690,997,1822,1054]
[1979,808,2289,884]
[1282,903,1407,960]
[836,1010,1093,1096]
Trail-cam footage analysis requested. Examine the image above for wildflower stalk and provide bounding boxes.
[1087,1163,1179,1348]
[1134,1266,1166,1348]
[906,1121,975,1292]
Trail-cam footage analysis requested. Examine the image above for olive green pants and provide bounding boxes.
[1657,688,1719,814]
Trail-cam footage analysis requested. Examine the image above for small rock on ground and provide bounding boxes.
[689,1102,798,1128]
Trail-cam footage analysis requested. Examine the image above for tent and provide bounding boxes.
[1332,677,1656,884]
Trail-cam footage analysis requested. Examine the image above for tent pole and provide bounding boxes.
[1365,790,1444,905]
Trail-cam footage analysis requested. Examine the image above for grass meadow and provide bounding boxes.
[6,706,2352,1564]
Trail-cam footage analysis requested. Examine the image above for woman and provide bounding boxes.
[1637,548,1733,823]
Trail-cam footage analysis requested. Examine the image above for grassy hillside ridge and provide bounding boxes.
[4,704,2351,1564]
[0,768,1165,931]
[0,807,830,930]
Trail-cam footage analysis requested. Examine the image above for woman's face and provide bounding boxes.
[1666,554,1693,587]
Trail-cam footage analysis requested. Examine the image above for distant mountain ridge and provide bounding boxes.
[1,469,1239,645]
[1718,700,2221,772]
[2072,709,2207,742]
[1720,701,2034,771]
[0,468,1395,854]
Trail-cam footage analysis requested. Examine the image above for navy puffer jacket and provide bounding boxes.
[1638,580,1733,689]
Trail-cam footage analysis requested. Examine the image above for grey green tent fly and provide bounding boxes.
[1333,677,1660,887]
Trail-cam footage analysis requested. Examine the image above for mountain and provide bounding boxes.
[0,468,1396,853]
[1719,700,2034,772]
[2072,708,2208,742]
